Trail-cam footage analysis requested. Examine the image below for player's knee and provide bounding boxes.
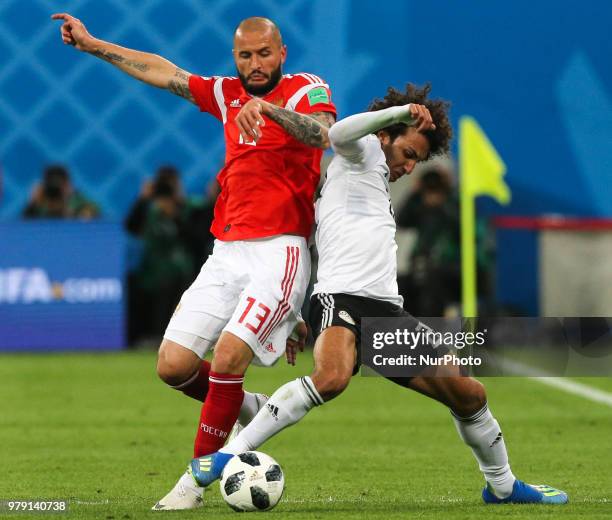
[212,351,242,374]
[452,378,487,417]
[311,368,351,401]
[157,358,190,386]
[156,340,200,386]
[211,341,252,374]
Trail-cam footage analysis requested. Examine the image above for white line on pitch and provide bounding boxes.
[528,376,612,408]
[501,359,612,408]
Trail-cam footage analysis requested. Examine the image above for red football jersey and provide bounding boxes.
[188,73,336,241]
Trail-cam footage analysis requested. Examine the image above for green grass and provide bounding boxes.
[1,351,611,519]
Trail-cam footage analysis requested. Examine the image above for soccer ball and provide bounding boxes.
[219,451,284,512]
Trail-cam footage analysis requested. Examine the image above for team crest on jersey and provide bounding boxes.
[230,98,242,108]
[270,97,284,107]
[338,310,355,325]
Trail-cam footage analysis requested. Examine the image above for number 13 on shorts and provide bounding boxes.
[238,296,271,334]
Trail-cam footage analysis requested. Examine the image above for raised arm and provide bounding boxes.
[328,104,434,157]
[233,98,335,149]
[51,13,195,103]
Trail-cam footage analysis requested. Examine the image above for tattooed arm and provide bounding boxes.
[265,106,335,149]
[235,98,335,149]
[89,46,195,102]
[51,13,195,103]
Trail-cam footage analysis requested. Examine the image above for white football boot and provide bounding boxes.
[151,467,203,511]
[152,393,268,510]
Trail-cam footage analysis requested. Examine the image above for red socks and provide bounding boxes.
[173,365,245,457]
[194,371,244,457]
[175,361,211,402]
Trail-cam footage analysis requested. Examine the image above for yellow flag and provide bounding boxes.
[460,116,511,317]
[460,116,510,203]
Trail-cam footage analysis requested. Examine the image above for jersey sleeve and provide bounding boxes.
[329,107,413,162]
[286,74,336,117]
[188,75,223,120]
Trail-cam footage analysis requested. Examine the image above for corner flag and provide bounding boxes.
[459,116,511,317]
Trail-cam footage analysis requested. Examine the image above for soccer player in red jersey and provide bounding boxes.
[52,13,336,509]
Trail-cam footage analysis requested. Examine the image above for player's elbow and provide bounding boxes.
[327,123,346,149]
[328,122,358,154]
[310,124,330,149]
[319,131,331,150]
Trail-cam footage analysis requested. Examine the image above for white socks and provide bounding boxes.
[453,405,516,498]
[238,392,266,427]
[222,377,324,455]
[226,383,515,499]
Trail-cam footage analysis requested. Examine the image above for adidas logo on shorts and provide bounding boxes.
[338,310,356,325]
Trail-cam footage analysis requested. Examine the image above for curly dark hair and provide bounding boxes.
[368,83,452,156]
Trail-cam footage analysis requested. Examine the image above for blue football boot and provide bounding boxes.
[190,452,234,488]
[483,479,568,504]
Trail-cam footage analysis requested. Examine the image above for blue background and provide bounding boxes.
[1,0,611,220]
[0,222,125,350]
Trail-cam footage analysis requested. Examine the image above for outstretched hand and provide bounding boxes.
[407,103,436,132]
[51,13,95,52]
[285,321,307,366]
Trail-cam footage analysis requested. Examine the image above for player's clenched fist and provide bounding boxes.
[235,99,267,143]
[407,103,436,132]
[51,13,96,52]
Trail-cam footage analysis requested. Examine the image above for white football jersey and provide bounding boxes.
[313,134,403,307]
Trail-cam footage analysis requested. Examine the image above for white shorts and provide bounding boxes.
[164,235,310,366]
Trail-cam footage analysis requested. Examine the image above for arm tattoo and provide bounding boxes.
[92,49,149,72]
[167,68,194,102]
[309,111,336,128]
[265,107,335,149]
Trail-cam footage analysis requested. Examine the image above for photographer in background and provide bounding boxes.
[186,178,219,265]
[397,164,493,316]
[22,164,100,220]
[396,165,461,316]
[125,166,214,344]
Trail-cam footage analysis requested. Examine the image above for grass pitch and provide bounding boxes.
[1,351,611,519]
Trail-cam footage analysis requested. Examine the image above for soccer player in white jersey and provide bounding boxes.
[187,84,568,505]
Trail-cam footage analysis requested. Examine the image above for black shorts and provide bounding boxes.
[309,292,422,376]
[309,292,408,343]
